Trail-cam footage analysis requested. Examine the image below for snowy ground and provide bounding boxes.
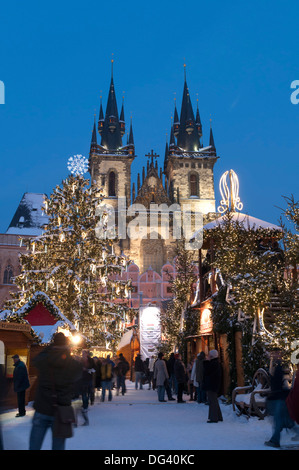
[1,381,298,451]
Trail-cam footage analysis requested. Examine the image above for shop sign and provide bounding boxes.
[200,308,213,336]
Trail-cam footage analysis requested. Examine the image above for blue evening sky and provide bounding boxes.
[0,0,298,232]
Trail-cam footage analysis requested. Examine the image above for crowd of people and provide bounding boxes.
[4,332,299,450]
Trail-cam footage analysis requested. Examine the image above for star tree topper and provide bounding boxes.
[67,154,89,176]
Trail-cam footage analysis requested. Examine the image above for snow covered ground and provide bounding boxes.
[1,381,298,451]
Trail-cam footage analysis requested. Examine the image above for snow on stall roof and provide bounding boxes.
[117,329,133,349]
[191,212,282,240]
[1,291,76,344]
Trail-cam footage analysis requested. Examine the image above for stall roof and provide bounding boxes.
[191,211,282,246]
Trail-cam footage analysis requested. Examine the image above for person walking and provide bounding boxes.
[265,348,295,448]
[12,354,30,418]
[203,349,223,423]
[174,353,187,403]
[148,356,155,390]
[187,356,196,401]
[195,351,207,404]
[154,352,169,402]
[134,354,144,390]
[115,353,129,395]
[100,357,114,402]
[79,350,96,425]
[167,353,177,395]
[29,332,82,450]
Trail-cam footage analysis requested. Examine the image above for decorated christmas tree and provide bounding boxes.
[210,210,285,382]
[163,240,198,358]
[5,156,133,350]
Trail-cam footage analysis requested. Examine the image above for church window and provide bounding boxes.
[190,174,199,196]
[108,171,116,197]
[3,265,14,284]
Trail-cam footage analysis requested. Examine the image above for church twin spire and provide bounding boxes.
[90,59,134,153]
[169,65,216,154]
[90,62,216,157]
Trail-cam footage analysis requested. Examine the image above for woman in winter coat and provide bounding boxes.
[203,349,223,423]
[153,352,169,402]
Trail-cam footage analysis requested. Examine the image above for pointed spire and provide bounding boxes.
[176,66,200,151]
[119,95,125,136]
[195,97,202,138]
[100,59,123,150]
[169,121,175,147]
[173,94,180,137]
[98,94,104,134]
[209,117,216,153]
[128,116,134,145]
[164,140,169,172]
[91,116,97,147]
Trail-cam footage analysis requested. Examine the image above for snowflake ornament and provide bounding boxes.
[67,154,89,176]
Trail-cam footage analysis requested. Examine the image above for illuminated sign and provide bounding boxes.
[139,305,161,359]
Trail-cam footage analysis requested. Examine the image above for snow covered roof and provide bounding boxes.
[190,211,282,244]
[117,329,134,349]
[1,291,76,344]
[6,193,48,236]
[203,212,282,231]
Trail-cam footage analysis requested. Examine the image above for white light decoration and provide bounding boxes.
[67,154,89,176]
[218,169,243,213]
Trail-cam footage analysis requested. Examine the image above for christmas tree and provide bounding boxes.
[162,240,198,358]
[209,210,284,382]
[6,163,133,350]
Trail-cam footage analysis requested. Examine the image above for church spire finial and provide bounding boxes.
[111,53,114,78]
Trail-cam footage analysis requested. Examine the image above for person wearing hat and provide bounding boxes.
[203,349,223,423]
[12,354,30,418]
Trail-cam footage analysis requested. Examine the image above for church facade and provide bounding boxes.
[0,66,219,316]
[89,64,219,276]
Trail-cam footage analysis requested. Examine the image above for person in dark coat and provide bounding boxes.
[195,351,206,403]
[115,353,129,395]
[12,354,30,418]
[203,349,223,423]
[29,332,82,450]
[167,353,177,395]
[174,353,186,403]
[134,354,144,390]
[79,350,96,424]
[265,348,295,448]
[287,364,299,425]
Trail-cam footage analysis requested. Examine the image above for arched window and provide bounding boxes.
[3,265,14,284]
[190,173,198,196]
[108,171,116,197]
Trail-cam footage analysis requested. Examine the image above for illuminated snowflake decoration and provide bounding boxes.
[67,154,89,176]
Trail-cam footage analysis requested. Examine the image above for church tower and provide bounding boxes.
[164,66,218,219]
[89,60,136,210]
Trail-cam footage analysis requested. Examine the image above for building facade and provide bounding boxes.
[0,66,218,319]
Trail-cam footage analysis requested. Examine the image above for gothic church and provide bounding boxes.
[89,63,219,275]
